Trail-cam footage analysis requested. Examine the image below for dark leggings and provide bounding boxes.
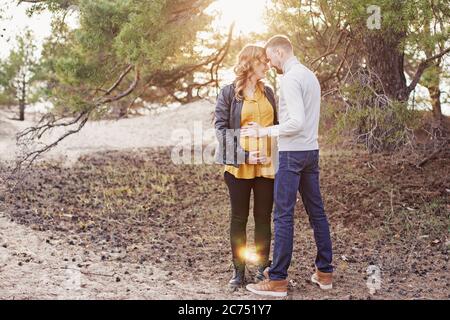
[224,171,274,269]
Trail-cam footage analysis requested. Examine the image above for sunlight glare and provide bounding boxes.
[240,247,260,264]
[206,0,269,35]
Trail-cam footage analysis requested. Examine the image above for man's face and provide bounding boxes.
[265,47,283,74]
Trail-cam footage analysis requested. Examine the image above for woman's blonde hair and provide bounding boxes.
[233,45,267,101]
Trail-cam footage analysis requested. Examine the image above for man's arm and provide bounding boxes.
[266,75,305,137]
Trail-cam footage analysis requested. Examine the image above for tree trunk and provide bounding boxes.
[426,68,445,140]
[117,100,128,118]
[19,76,26,121]
[423,21,443,134]
[428,77,442,122]
[361,30,408,102]
[19,102,25,121]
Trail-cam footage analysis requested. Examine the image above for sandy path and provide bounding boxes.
[0,102,257,299]
[0,210,249,299]
[0,100,217,164]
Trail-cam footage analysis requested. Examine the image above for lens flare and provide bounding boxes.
[240,247,259,264]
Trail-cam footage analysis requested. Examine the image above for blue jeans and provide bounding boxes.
[269,150,333,280]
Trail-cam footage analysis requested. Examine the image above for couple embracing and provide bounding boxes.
[214,35,333,297]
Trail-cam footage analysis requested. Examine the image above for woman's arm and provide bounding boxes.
[214,86,248,167]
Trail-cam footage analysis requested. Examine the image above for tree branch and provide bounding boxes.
[309,25,348,67]
[101,67,140,104]
[406,47,450,96]
[104,64,133,96]
[14,112,90,172]
[14,65,140,171]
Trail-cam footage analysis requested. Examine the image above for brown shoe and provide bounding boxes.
[246,278,288,297]
[311,269,333,290]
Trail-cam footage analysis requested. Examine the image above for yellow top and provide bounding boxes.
[224,87,275,179]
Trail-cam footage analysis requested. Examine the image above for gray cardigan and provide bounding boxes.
[214,83,278,168]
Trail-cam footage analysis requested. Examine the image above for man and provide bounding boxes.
[241,35,333,297]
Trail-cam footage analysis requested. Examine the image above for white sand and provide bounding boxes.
[0,100,217,164]
[0,210,248,300]
[0,101,260,299]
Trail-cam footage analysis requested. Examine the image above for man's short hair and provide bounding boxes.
[265,35,293,52]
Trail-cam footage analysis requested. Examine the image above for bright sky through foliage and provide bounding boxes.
[205,0,269,35]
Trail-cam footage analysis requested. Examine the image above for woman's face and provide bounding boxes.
[252,56,270,80]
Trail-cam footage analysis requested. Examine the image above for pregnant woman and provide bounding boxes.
[214,44,278,290]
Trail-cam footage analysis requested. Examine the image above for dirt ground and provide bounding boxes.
[0,106,448,300]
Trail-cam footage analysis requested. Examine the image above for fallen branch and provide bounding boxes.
[415,139,449,168]
[54,266,117,278]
